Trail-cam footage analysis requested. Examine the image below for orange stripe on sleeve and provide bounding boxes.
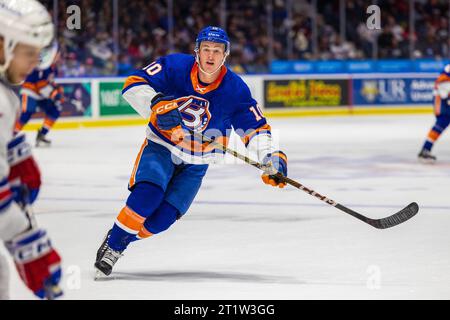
[50,89,58,100]
[35,80,50,89]
[242,124,272,145]
[22,82,38,92]
[123,75,149,91]
[435,74,450,84]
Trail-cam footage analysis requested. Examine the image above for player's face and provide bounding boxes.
[198,41,226,74]
[7,43,41,84]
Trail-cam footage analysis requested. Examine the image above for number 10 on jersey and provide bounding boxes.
[249,105,264,121]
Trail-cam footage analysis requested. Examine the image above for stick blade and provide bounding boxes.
[370,202,419,229]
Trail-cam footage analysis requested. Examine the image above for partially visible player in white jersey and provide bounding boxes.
[0,0,62,300]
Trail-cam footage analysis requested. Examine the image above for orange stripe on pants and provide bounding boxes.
[434,96,442,116]
[116,206,146,232]
[129,139,148,188]
[21,95,28,113]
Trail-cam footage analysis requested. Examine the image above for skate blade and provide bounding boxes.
[418,157,436,164]
[36,142,51,148]
[94,269,109,281]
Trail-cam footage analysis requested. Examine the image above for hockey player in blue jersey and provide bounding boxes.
[418,64,450,162]
[94,26,288,276]
[14,43,63,147]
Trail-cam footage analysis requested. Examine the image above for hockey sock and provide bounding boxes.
[422,116,450,151]
[108,182,164,251]
[139,201,180,238]
[40,117,57,136]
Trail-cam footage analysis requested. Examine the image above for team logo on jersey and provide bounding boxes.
[176,95,211,132]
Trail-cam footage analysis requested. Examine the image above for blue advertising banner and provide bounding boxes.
[271,59,450,74]
[352,78,435,105]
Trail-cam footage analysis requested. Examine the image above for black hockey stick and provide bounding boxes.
[187,129,419,229]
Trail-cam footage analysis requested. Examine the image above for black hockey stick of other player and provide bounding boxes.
[187,129,419,229]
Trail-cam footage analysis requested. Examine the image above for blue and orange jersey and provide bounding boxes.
[20,64,60,100]
[122,53,271,163]
[433,67,450,115]
[434,71,450,88]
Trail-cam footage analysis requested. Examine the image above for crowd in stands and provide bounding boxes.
[40,0,450,76]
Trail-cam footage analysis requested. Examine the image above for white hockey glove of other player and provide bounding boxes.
[5,227,63,300]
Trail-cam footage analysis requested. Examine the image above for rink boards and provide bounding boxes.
[21,73,437,130]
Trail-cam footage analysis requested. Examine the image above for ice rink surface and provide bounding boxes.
[5,114,450,299]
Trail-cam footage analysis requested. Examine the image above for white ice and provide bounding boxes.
[4,114,450,299]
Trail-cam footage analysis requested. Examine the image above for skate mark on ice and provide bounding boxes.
[95,270,302,285]
[92,271,415,288]
[186,213,333,223]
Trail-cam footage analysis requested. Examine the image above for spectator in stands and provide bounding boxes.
[41,0,450,76]
[84,57,100,77]
[60,52,86,77]
[330,35,356,60]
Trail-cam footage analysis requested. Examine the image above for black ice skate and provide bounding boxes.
[94,229,123,278]
[36,129,51,147]
[418,149,436,163]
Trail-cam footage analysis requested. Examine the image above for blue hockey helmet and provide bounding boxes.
[195,26,230,55]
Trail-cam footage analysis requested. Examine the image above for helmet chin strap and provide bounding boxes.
[195,51,228,76]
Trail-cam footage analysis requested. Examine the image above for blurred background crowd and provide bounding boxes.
[40,0,450,76]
